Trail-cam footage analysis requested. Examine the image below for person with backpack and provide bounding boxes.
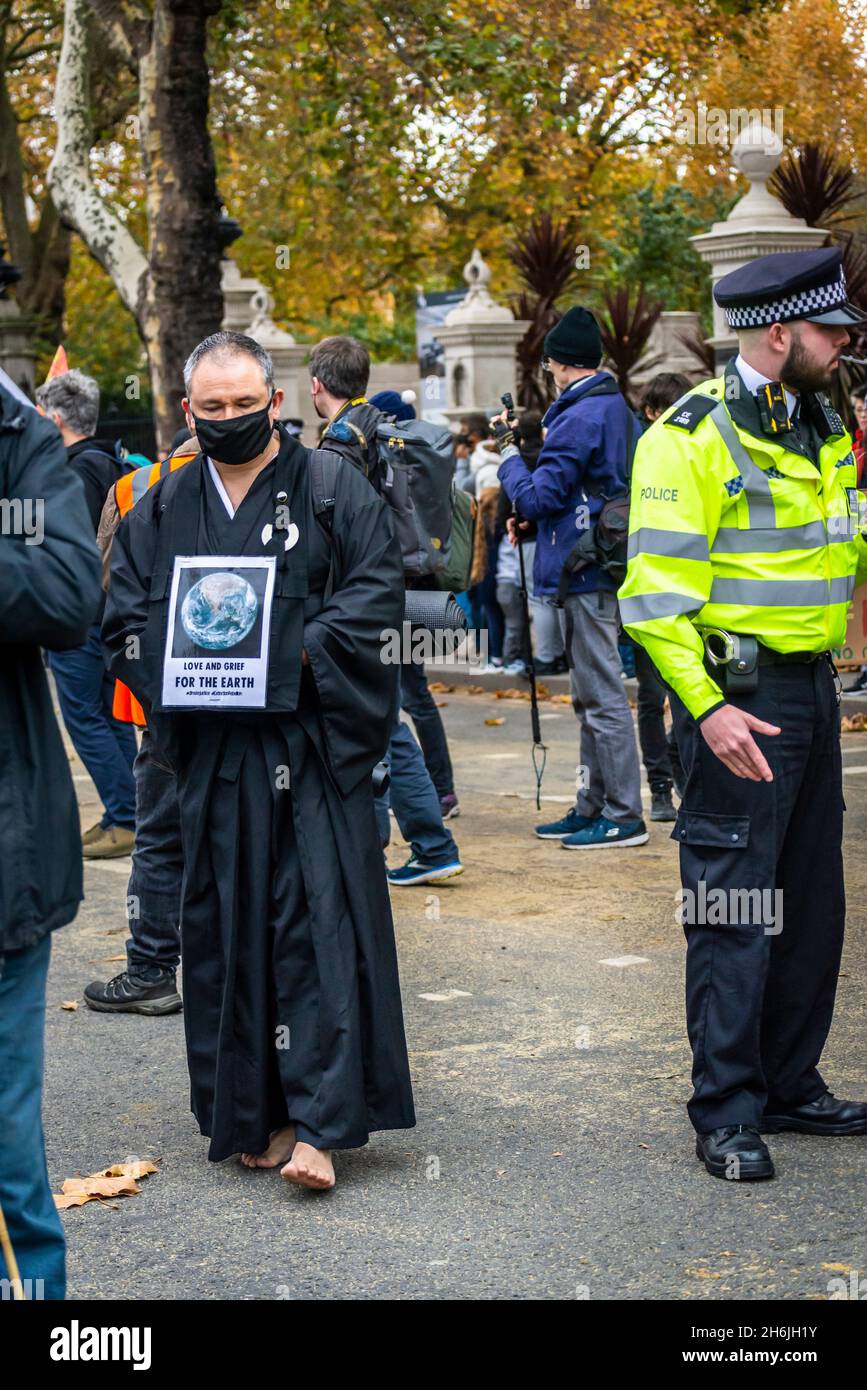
[310,337,463,880]
[369,390,461,820]
[495,307,647,851]
[36,369,138,859]
[103,331,415,1191]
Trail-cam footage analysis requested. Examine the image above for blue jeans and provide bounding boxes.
[126,730,183,973]
[0,936,66,1300]
[48,624,137,829]
[400,660,454,799]
[375,712,459,866]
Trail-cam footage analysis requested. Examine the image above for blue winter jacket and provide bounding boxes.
[498,372,634,597]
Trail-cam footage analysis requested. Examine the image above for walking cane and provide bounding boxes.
[0,1197,25,1299]
[501,393,547,809]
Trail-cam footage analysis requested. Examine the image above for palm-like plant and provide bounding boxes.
[675,326,716,377]
[507,214,581,410]
[597,285,664,402]
[769,144,862,227]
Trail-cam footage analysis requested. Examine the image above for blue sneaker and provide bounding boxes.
[387,856,464,886]
[535,808,599,840]
[561,816,649,850]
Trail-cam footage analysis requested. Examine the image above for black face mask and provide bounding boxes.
[193,397,275,466]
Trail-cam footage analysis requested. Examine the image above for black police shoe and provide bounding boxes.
[84,966,182,1016]
[696,1125,775,1180]
[760,1091,867,1136]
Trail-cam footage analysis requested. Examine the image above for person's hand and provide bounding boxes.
[506,516,532,547]
[302,648,310,666]
[700,704,780,781]
[488,407,519,453]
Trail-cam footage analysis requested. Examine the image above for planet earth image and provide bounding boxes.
[180,571,258,650]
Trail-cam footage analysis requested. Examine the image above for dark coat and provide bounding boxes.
[497,371,634,596]
[0,386,102,953]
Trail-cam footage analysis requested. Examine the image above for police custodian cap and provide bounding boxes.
[713,247,867,329]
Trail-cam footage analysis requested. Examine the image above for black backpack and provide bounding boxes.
[555,380,636,605]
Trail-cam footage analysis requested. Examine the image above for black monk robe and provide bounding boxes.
[102,432,415,1159]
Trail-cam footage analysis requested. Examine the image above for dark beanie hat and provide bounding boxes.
[369,389,416,421]
[543,307,602,368]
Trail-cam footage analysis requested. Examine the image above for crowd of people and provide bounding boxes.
[5,246,867,1298]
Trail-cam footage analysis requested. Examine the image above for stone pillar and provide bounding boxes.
[0,298,36,399]
[692,120,827,368]
[435,249,530,421]
[630,311,705,389]
[245,288,308,420]
[220,257,269,333]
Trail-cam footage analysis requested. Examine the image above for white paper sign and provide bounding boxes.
[161,555,276,709]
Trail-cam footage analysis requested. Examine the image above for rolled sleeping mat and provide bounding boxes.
[403,590,468,632]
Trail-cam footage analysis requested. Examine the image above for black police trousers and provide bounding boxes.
[670,657,844,1134]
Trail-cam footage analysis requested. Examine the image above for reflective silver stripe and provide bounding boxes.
[711,520,828,554]
[710,404,776,527]
[832,574,856,603]
[618,591,706,623]
[130,467,154,504]
[709,577,852,607]
[627,527,709,562]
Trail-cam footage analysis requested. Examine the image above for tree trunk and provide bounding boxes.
[49,0,224,453]
[138,0,224,451]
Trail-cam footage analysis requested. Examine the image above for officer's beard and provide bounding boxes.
[781,329,836,393]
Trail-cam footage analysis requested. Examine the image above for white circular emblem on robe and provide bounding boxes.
[261,522,300,550]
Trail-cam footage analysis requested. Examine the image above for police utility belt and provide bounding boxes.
[700,628,827,695]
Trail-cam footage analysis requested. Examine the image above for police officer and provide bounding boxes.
[620,247,867,1180]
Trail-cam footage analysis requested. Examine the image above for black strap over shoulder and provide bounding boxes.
[308,446,343,600]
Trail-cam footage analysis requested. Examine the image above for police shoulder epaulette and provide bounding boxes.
[664,394,719,433]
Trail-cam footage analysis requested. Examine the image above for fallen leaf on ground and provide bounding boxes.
[842,714,867,732]
[55,1176,139,1209]
[466,685,485,695]
[98,1160,159,1180]
[60,1001,78,1011]
[551,693,572,704]
[485,717,505,726]
[435,701,448,707]
[429,682,455,693]
[54,1159,158,1209]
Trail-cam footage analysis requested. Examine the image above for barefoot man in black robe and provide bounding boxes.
[103,332,415,1190]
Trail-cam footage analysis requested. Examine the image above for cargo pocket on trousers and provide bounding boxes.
[672,810,759,932]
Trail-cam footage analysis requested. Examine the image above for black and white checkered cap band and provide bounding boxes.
[724,275,848,328]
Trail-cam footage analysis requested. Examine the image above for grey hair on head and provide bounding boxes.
[183,331,275,396]
[36,368,100,437]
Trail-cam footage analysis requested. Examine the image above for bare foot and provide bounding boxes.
[280,1141,336,1191]
[240,1125,296,1169]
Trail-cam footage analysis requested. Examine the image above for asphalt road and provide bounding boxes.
[44,685,867,1300]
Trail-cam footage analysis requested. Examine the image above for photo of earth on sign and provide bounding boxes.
[180,571,259,650]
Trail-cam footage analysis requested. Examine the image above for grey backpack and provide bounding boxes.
[374,416,456,580]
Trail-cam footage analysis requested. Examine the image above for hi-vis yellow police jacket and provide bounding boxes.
[618,371,867,720]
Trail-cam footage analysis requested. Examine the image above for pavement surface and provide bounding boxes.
[45,682,867,1301]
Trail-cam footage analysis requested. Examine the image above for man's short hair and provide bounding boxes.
[461,413,489,442]
[308,336,370,400]
[36,368,100,437]
[183,331,274,396]
[640,372,692,417]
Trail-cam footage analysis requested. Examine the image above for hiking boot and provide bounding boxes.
[82,825,135,859]
[387,856,464,887]
[84,966,182,1015]
[561,816,649,850]
[650,784,677,822]
[535,808,598,840]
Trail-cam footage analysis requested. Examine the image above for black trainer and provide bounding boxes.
[84,966,182,1016]
[650,783,677,822]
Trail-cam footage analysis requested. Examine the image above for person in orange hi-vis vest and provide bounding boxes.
[84,435,197,1016]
